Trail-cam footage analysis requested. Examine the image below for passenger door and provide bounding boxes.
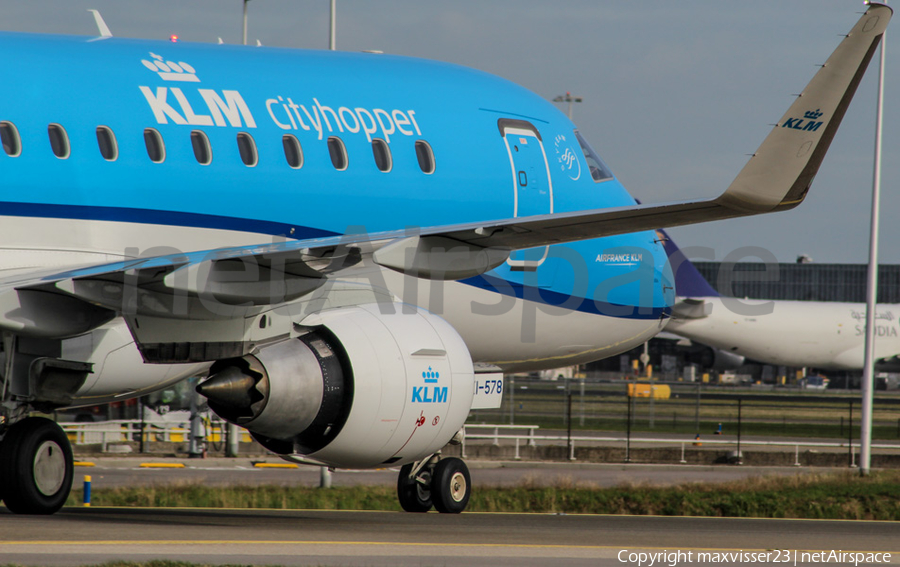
[498,119,554,271]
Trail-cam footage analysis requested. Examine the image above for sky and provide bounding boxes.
[2,1,897,264]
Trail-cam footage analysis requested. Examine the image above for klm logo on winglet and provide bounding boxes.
[782,109,825,132]
[411,367,448,404]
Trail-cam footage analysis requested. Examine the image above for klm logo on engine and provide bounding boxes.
[781,109,824,132]
[411,367,448,404]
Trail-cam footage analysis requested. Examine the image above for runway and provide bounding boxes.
[2,507,899,567]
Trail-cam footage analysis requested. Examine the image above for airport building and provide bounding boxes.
[691,261,900,303]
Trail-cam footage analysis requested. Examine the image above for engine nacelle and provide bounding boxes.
[681,344,746,371]
[198,304,474,468]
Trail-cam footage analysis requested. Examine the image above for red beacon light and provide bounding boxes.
[169,35,179,43]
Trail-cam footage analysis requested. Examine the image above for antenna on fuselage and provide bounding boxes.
[87,9,113,38]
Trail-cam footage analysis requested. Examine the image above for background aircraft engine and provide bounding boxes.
[681,344,746,371]
[703,347,746,371]
[198,304,475,468]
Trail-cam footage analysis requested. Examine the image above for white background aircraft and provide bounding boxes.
[665,232,900,371]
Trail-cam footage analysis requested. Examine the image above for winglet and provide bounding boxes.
[716,3,891,213]
[87,9,113,38]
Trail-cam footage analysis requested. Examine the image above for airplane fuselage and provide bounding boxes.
[0,32,673,403]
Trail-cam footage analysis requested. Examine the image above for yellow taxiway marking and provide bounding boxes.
[73,462,95,467]
[1,541,897,556]
[253,463,299,469]
[53,505,900,525]
[0,540,602,550]
[138,463,185,468]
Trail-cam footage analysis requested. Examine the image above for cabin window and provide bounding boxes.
[371,138,392,173]
[191,130,212,165]
[96,126,118,161]
[415,140,435,174]
[282,135,303,169]
[237,132,258,167]
[0,121,21,157]
[48,124,70,159]
[327,136,348,171]
[144,128,166,163]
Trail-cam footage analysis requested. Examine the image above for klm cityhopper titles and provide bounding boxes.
[0,5,889,515]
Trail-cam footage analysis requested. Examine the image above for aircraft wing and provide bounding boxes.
[0,4,889,344]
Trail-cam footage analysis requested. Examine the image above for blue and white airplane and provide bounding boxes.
[0,5,889,515]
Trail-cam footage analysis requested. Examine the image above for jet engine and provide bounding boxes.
[197,303,474,468]
[681,343,746,371]
[701,346,746,371]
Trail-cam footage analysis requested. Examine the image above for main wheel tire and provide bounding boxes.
[397,463,432,513]
[0,417,74,514]
[431,457,470,514]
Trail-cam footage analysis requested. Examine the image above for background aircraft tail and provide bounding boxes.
[659,230,719,298]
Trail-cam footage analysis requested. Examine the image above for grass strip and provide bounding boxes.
[467,415,900,440]
[1,563,241,567]
[66,470,900,520]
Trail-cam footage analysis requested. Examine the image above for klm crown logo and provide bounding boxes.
[804,109,823,120]
[422,367,440,384]
[141,53,199,82]
[782,108,824,133]
[412,366,447,404]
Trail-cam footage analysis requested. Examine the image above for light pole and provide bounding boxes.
[242,0,250,46]
[553,92,583,120]
[329,0,336,50]
[860,30,887,476]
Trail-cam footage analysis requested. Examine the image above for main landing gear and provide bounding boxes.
[0,417,74,514]
[397,455,471,514]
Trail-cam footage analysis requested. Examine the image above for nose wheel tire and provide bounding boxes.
[397,463,433,513]
[0,417,74,515]
[431,457,471,514]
